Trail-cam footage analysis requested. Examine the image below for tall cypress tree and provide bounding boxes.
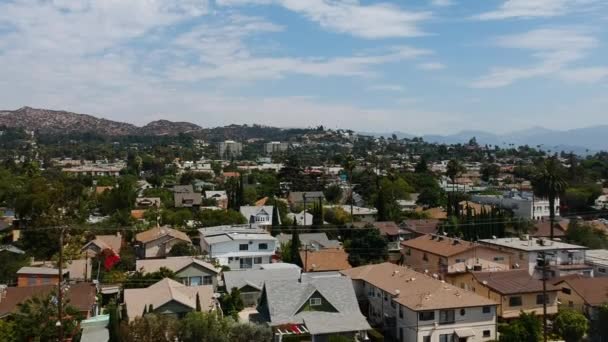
[271,202,281,236]
[290,217,302,267]
[196,293,202,312]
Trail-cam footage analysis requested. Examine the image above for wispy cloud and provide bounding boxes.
[431,0,453,7]
[417,62,446,70]
[217,0,432,38]
[472,28,606,88]
[368,84,406,92]
[474,0,595,20]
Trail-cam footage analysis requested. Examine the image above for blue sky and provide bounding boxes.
[0,0,607,134]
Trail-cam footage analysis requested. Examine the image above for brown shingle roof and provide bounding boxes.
[402,219,441,235]
[471,270,559,295]
[401,234,474,257]
[531,219,569,238]
[135,226,191,244]
[300,248,351,272]
[555,276,608,306]
[341,263,496,311]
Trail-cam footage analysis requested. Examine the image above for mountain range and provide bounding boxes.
[1,106,606,153]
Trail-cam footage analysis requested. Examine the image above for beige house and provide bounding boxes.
[449,270,559,319]
[135,226,192,259]
[136,256,219,289]
[81,233,123,258]
[124,278,215,321]
[554,276,608,320]
[401,234,511,280]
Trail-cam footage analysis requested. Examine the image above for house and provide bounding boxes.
[286,211,314,226]
[401,219,442,238]
[341,262,498,342]
[173,185,202,208]
[124,278,216,321]
[401,234,511,279]
[16,266,69,287]
[135,226,192,259]
[223,263,301,306]
[325,205,377,223]
[471,191,560,220]
[257,273,371,342]
[81,233,123,258]
[135,197,161,208]
[299,248,351,273]
[240,205,277,226]
[530,219,569,238]
[585,249,608,276]
[0,282,97,319]
[136,256,219,289]
[449,270,559,319]
[554,276,608,320]
[353,221,406,251]
[199,226,277,270]
[29,259,93,282]
[276,232,341,251]
[479,237,591,279]
[288,191,325,207]
[396,193,419,212]
[205,191,228,209]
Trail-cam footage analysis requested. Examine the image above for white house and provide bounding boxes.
[342,263,498,342]
[239,206,277,226]
[198,226,277,270]
[471,191,560,220]
[585,249,608,277]
[479,237,591,279]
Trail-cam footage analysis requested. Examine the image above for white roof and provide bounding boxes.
[479,237,587,252]
[586,249,608,266]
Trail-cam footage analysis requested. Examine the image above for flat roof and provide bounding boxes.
[586,249,608,266]
[479,237,587,252]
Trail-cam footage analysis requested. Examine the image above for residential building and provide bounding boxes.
[401,219,442,238]
[594,194,608,210]
[62,164,123,177]
[124,278,216,321]
[341,262,498,342]
[16,266,69,287]
[288,191,325,207]
[286,210,314,226]
[135,226,192,259]
[401,234,511,279]
[299,248,351,273]
[586,249,608,276]
[353,221,407,251]
[223,263,301,306]
[135,197,161,208]
[173,184,202,208]
[396,193,419,212]
[199,226,277,270]
[325,205,377,223]
[218,140,242,159]
[0,282,97,319]
[264,141,289,154]
[136,256,220,289]
[554,276,608,320]
[470,191,560,220]
[205,190,228,209]
[276,232,341,251]
[240,205,277,226]
[479,237,591,279]
[257,273,371,342]
[449,270,559,319]
[81,233,123,258]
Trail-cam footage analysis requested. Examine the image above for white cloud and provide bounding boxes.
[558,67,608,83]
[474,0,594,20]
[217,0,431,38]
[417,62,445,70]
[472,28,607,88]
[431,0,453,7]
[368,84,406,92]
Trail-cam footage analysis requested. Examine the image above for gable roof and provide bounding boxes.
[300,248,351,272]
[136,256,219,275]
[341,262,496,311]
[136,226,192,244]
[402,219,442,235]
[240,206,275,223]
[401,234,476,257]
[261,274,370,334]
[471,270,558,295]
[17,266,68,276]
[276,233,340,249]
[124,278,215,320]
[82,234,123,254]
[223,264,301,291]
[555,276,608,306]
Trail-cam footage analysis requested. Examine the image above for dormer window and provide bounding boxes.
[310,298,322,306]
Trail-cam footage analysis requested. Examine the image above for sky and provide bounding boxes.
[0,0,607,135]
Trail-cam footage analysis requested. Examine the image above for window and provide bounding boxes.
[423,253,429,261]
[239,244,248,251]
[399,305,403,318]
[598,268,606,274]
[391,300,396,309]
[310,298,322,306]
[439,310,455,324]
[482,306,491,314]
[419,311,435,321]
[28,277,37,286]
[439,333,454,342]
[568,301,573,308]
[399,328,403,342]
[460,308,466,316]
[240,258,253,269]
[423,337,431,342]
[536,294,549,305]
[509,296,522,307]
[258,243,268,250]
[455,258,465,263]
[483,330,491,338]
[406,249,411,256]
[189,276,203,286]
[254,257,263,264]
[384,293,388,302]
[202,276,213,285]
[493,256,505,261]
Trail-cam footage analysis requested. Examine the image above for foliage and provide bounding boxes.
[532,156,567,239]
[416,187,444,208]
[123,267,178,289]
[289,218,303,267]
[142,188,173,207]
[324,207,352,225]
[553,308,588,342]
[591,304,608,340]
[219,288,245,320]
[498,312,542,342]
[446,159,466,183]
[179,311,230,342]
[120,314,178,342]
[346,228,388,267]
[198,209,246,227]
[0,320,15,342]
[228,323,273,342]
[481,163,500,182]
[161,208,194,227]
[565,220,608,249]
[108,299,120,342]
[0,250,29,285]
[324,184,343,204]
[168,241,198,256]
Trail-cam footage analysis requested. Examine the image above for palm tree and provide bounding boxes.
[532,156,567,240]
[446,159,465,213]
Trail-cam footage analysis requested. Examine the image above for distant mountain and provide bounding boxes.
[0,107,201,136]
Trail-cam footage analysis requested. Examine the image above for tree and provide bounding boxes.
[219,288,245,320]
[108,299,120,342]
[481,163,500,182]
[198,209,246,227]
[533,157,568,240]
[324,184,343,204]
[499,312,542,342]
[417,187,442,208]
[346,228,388,267]
[414,155,429,173]
[0,321,15,342]
[167,242,197,257]
[591,304,608,341]
[554,308,588,342]
[290,217,303,267]
[179,312,230,342]
[195,293,202,312]
[229,323,273,342]
[120,314,178,342]
[271,203,280,236]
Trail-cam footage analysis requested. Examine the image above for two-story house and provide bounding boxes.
[135,226,193,259]
[342,262,498,342]
[554,276,608,321]
[223,263,301,306]
[136,256,220,289]
[479,236,591,279]
[401,234,511,280]
[449,269,559,320]
[199,225,277,270]
[239,205,277,227]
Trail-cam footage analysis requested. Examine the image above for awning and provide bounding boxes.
[454,328,476,338]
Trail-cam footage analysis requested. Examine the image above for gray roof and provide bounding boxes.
[479,237,587,252]
[262,274,370,334]
[17,266,68,275]
[223,264,301,291]
[0,245,25,254]
[276,233,341,249]
[586,249,608,266]
[173,185,194,193]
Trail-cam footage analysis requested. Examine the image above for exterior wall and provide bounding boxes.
[176,264,218,289]
[589,262,608,277]
[555,282,587,313]
[154,300,194,319]
[226,255,272,270]
[144,236,176,258]
[402,247,445,275]
[202,237,276,269]
[17,274,60,287]
[446,247,511,274]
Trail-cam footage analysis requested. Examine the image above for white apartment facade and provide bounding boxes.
[471,192,560,220]
[199,226,277,270]
[218,140,242,159]
[264,141,289,154]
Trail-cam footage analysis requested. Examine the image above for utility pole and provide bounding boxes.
[57,226,66,342]
[303,193,307,226]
